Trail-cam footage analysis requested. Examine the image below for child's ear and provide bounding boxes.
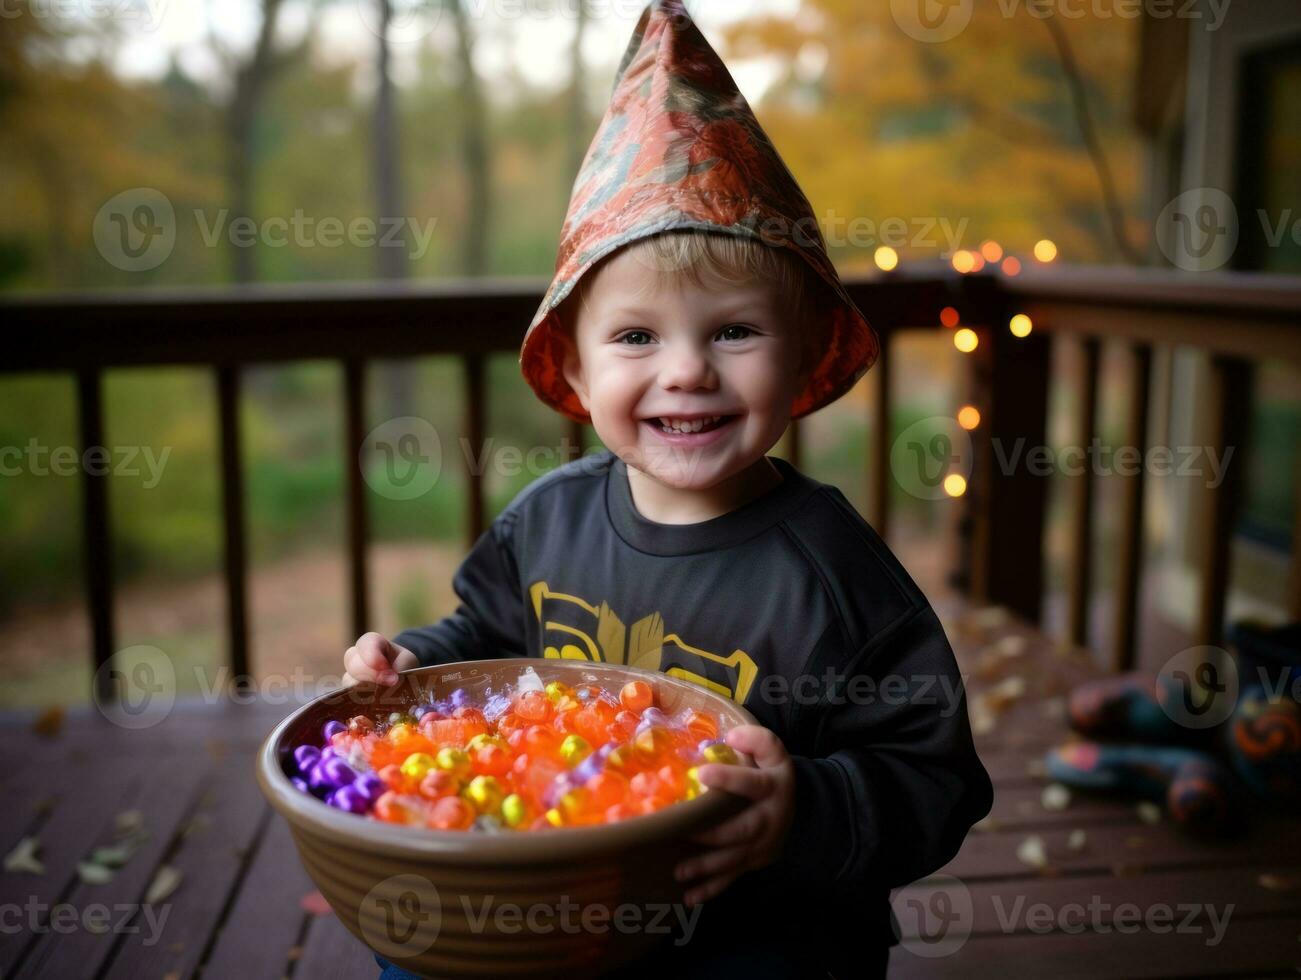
[558,326,590,412]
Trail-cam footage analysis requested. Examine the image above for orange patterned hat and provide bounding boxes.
[519,0,878,423]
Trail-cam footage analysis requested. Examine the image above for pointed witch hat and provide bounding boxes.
[519,0,878,423]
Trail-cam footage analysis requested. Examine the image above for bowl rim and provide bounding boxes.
[256,659,759,864]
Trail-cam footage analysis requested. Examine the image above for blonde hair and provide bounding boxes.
[557,229,828,351]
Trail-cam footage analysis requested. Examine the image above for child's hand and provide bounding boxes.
[674,724,796,906]
[342,632,419,687]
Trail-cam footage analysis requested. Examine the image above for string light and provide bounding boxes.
[1009,313,1033,337]
[980,240,1003,263]
[954,328,978,352]
[1033,239,1058,262]
[957,405,981,430]
[940,306,960,328]
[951,250,975,274]
[944,473,967,497]
[1002,256,1021,276]
[874,246,899,271]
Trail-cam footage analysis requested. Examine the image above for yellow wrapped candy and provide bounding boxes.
[435,746,471,775]
[399,752,435,781]
[702,743,740,766]
[465,775,504,813]
[501,793,527,828]
[544,681,573,704]
[559,734,591,766]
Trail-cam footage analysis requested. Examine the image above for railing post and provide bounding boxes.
[344,358,370,639]
[1111,342,1152,672]
[1066,336,1099,649]
[77,368,116,703]
[216,365,250,688]
[970,311,1051,624]
[1195,353,1252,648]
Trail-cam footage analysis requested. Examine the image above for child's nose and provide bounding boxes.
[657,341,717,391]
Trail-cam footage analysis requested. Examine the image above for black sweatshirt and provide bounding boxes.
[394,450,993,971]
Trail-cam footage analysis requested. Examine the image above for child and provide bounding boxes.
[343,2,992,976]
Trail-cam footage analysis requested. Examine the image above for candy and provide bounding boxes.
[284,670,736,832]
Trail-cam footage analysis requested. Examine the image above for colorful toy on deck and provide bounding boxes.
[283,669,742,832]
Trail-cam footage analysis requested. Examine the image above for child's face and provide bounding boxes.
[560,245,810,491]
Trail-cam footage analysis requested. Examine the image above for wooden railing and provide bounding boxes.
[3,265,1299,697]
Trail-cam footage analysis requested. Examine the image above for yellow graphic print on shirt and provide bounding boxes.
[528,581,758,704]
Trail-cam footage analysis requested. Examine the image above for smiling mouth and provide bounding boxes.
[646,415,737,434]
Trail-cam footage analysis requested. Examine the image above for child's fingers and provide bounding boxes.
[358,633,401,684]
[695,761,773,801]
[689,802,764,848]
[724,724,787,768]
[682,869,742,907]
[675,844,747,890]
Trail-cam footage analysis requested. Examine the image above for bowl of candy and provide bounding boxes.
[256,659,757,978]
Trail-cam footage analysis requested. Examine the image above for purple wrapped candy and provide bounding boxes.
[411,704,434,721]
[291,777,309,794]
[293,745,321,774]
[450,688,470,708]
[323,720,347,741]
[319,746,337,762]
[308,762,334,796]
[642,706,668,727]
[329,784,369,815]
[574,754,604,784]
[321,756,357,789]
[483,693,511,723]
[355,771,385,802]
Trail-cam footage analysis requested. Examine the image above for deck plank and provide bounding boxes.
[886,913,1301,979]
[10,751,210,980]
[295,907,382,980]
[200,807,315,980]
[101,747,270,980]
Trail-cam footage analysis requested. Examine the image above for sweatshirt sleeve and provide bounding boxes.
[392,510,529,667]
[774,601,993,897]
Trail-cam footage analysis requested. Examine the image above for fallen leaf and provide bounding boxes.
[300,890,333,916]
[116,810,144,836]
[1041,784,1071,811]
[4,837,44,875]
[146,865,183,905]
[91,842,139,868]
[77,861,115,885]
[972,816,1001,833]
[1016,835,1048,869]
[287,946,303,961]
[1025,759,1047,779]
[32,706,65,738]
[1136,802,1162,825]
[1257,873,1299,892]
[996,635,1028,659]
[1067,829,1087,852]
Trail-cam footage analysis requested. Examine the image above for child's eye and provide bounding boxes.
[616,330,653,345]
[716,323,754,342]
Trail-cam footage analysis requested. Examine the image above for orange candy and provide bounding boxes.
[515,691,553,724]
[620,680,653,713]
[429,796,475,830]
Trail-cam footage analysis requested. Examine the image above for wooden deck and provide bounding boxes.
[1,600,1298,979]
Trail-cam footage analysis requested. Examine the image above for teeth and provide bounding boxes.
[657,415,721,433]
